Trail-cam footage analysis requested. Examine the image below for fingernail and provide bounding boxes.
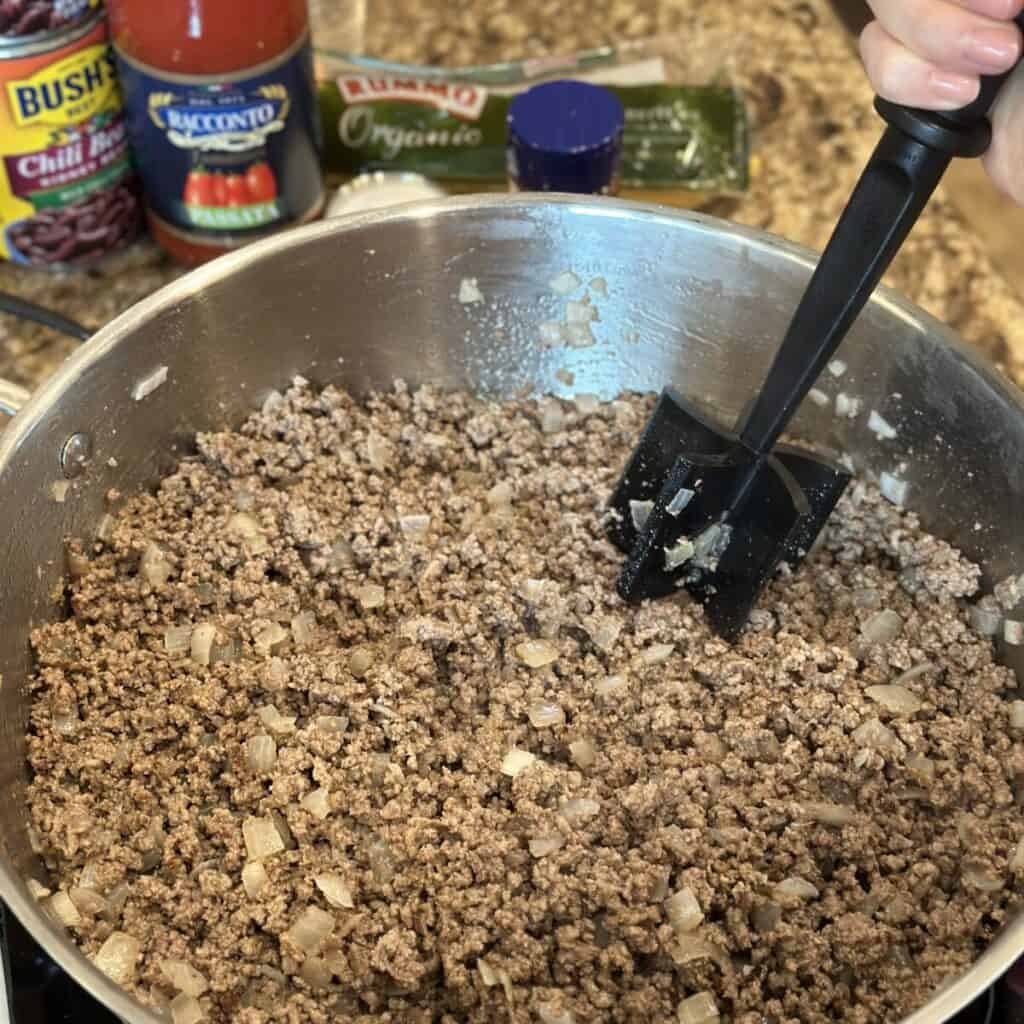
[965,28,1020,70]
[929,70,980,105]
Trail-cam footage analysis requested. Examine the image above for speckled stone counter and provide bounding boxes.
[2,0,1023,392]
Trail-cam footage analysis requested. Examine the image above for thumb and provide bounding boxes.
[983,60,1024,206]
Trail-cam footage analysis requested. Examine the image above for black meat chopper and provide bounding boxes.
[607,28,1024,641]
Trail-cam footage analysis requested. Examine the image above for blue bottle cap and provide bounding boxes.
[507,80,625,194]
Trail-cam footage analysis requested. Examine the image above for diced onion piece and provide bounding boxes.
[853,717,900,751]
[314,874,355,909]
[692,523,732,571]
[539,399,566,434]
[906,753,935,781]
[963,864,1003,892]
[565,321,595,348]
[641,643,675,666]
[827,359,847,377]
[458,277,484,304]
[801,801,855,826]
[865,684,922,715]
[68,885,107,916]
[253,621,288,655]
[47,891,82,927]
[94,931,141,984]
[245,734,277,772]
[666,487,695,517]
[568,738,596,769]
[538,1004,576,1024]
[189,623,217,666]
[629,499,653,532]
[808,388,829,408]
[140,542,173,587]
[521,578,550,603]
[880,471,909,507]
[52,711,78,735]
[1010,837,1024,873]
[550,270,581,295]
[500,749,536,777]
[574,393,600,416]
[868,410,897,440]
[263,657,287,690]
[284,906,335,955]
[257,704,296,735]
[478,958,498,986]
[486,481,514,510]
[559,798,600,825]
[1005,620,1024,645]
[241,862,268,898]
[314,715,348,734]
[664,539,694,571]
[26,879,52,901]
[96,513,115,542]
[300,956,332,989]
[328,537,355,570]
[160,959,209,997]
[665,888,703,934]
[969,603,1003,636]
[893,664,934,686]
[529,836,565,858]
[399,514,430,536]
[595,674,628,698]
[775,876,819,901]
[301,787,331,820]
[539,320,567,347]
[132,365,168,402]
[860,609,903,647]
[270,810,294,850]
[170,994,204,1024]
[290,610,316,648]
[349,648,374,677]
[51,480,70,504]
[353,584,386,610]
[260,389,283,415]
[163,625,192,657]
[586,617,621,652]
[566,298,597,324]
[366,431,390,471]
[1009,701,1024,730]
[529,702,565,728]
[242,815,285,862]
[835,392,861,418]
[227,512,269,554]
[516,639,558,667]
[678,991,720,1024]
[671,934,730,970]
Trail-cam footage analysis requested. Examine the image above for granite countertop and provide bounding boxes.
[2,0,1023,392]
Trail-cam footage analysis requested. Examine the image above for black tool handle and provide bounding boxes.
[739,16,1024,456]
[0,291,90,342]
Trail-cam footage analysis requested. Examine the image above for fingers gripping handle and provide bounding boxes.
[875,11,1024,154]
[737,15,1024,456]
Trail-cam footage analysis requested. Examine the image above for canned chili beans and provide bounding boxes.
[1,0,94,37]
[0,8,140,268]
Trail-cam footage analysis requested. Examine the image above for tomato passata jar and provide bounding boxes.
[105,0,324,266]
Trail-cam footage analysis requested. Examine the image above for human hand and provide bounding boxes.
[859,0,1024,202]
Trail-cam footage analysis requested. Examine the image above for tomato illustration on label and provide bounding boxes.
[183,168,215,207]
[224,173,248,207]
[245,161,277,202]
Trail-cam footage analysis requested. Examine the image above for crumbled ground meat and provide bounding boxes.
[25,381,1024,1023]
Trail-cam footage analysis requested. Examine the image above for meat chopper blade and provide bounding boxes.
[607,32,1024,638]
